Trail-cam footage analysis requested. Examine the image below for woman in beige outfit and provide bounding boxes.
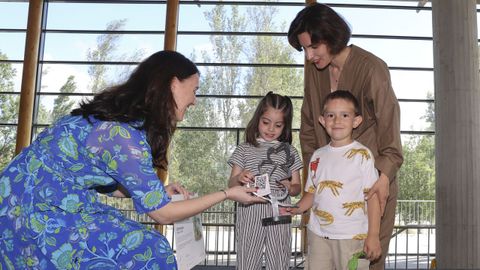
[288,3,403,269]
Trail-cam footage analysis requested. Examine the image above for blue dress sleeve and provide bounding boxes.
[87,121,171,214]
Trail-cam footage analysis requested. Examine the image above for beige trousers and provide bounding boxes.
[306,229,370,270]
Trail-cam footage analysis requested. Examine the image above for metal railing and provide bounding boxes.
[100,196,436,269]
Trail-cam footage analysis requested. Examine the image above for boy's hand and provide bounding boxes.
[363,235,382,261]
[279,205,300,216]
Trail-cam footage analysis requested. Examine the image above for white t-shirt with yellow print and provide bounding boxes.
[305,140,379,240]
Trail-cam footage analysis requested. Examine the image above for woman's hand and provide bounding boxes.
[225,186,265,204]
[165,182,190,199]
[365,173,389,215]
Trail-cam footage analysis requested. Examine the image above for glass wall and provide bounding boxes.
[0,1,28,167]
[0,0,439,200]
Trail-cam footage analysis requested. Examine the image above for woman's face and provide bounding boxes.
[171,73,200,121]
[297,32,334,70]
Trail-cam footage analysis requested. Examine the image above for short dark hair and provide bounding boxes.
[322,90,361,116]
[245,91,293,146]
[71,50,199,169]
[288,3,351,55]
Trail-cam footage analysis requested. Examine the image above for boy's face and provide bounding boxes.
[319,98,362,147]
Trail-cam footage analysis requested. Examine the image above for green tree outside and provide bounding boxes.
[170,4,303,221]
[0,51,18,171]
[397,93,435,224]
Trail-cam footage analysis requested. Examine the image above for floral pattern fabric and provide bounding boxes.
[0,115,176,270]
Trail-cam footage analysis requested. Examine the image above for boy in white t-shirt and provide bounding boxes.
[291,90,381,269]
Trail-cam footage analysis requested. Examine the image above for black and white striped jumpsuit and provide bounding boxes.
[228,140,303,270]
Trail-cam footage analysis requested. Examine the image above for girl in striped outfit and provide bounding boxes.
[228,92,303,270]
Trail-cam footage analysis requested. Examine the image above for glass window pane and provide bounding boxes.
[0,93,20,124]
[336,7,432,37]
[196,66,304,96]
[43,33,161,62]
[0,125,18,171]
[178,34,303,64]
[392,70,434,100]
[39,63,137,93]
[399,134,435,201]
[0,2,28,29]
[352,38,433,68]
[170,129,238,192]
[0,62,23,93]
[400,101,434,132]
[35,95,85,125]
[46,3,166,31]
[178,4,305,32]
[0,32,27,60]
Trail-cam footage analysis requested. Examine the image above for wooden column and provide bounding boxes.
[164,0,179,51]
[432,0,480,267]
[156,0,180,185]
[155,0,180,233]
[15,0,43,154]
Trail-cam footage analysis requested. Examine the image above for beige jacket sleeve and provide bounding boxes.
[363,63,403,181]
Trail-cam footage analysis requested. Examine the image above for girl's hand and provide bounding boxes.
[237,169,254,186]
[225,186,266,204]
[279,179,291,190]
[165,183,190,199]
[363,235,382,261]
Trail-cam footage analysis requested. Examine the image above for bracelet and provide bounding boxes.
[220,189,228,200]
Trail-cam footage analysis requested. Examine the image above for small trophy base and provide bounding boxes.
[261,215,292,226]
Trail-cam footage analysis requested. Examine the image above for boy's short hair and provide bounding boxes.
[322,90,361,116]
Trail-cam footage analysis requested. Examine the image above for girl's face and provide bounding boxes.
[258,107,285,142]
[171,73,200,121]
[318,98,362,147]
[297,32,334,70]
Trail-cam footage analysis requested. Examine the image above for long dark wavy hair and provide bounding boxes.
[71,50,199,169]
[245,91,293,147]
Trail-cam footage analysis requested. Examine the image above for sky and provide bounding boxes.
[0,0,476,132]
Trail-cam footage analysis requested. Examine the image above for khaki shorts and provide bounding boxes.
[306,229,370,270]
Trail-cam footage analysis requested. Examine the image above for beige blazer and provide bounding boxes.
[300,45,403,183]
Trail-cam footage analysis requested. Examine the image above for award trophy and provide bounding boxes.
[250,173,297,226]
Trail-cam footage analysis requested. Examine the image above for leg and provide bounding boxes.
[370,179,398,270]
[335,239,367,270]
[306,229,334,269]
[236,205,266,270]
[265,222,291,270]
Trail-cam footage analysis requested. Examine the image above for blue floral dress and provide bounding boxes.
[0,115,177,270]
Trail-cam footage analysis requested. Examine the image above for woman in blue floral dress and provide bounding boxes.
[0,51,262,270]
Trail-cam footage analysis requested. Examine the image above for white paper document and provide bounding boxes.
[171,194,206,270]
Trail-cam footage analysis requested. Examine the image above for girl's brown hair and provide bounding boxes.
[245,91,293,146]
